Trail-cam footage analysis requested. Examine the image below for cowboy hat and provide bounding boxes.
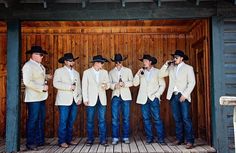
[111,53,128,62]
[26,46,48,54]
[58,53,79,64]
[171,50,189,61]
[90,55,109,63]
[139,54,157,65]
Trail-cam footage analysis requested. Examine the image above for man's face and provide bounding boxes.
[65,59,75,68]
[32,53,44,63]
[95,62,104,69]
[115,61,122,69]
[143,59,152,68]
[174,55,183,65]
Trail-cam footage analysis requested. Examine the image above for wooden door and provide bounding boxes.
[192,37,211,144]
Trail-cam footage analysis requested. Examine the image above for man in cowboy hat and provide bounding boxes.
[82,55,110,146]
[160,50,196,149]
[133,54,166,145]
[109,53,133,145]
[53,53,82,148]
[22,45,52,150]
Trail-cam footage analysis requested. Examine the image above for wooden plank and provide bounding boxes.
[140,135,156,153]
[134,135,147,153]
[88,138,99,153]
[114,139,122,153]
[72,138,87,153]
[121,142,130,153]
[105,137,113,153]
[128,137,138,153]
[164,138,181,153]
[62,138,82,153]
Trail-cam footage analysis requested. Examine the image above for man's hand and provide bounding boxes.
[43,85,48,92]
[84,101,89,106]
[46,74,53,80]
[71,85,76,91]
[101,83,108,90]
[180,95,186,102]
[77,100,82,105]
[115,83,120,89]
[119,82,125,87]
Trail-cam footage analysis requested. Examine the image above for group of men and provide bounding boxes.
[22,45,196,151]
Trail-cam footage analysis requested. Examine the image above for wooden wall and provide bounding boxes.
[0,20,211,142]
[0,22,6,138]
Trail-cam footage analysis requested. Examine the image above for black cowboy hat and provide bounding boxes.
[111,53,128,62]
[171,50,189,61]
[26,46,48,54]
[139,54,157,65]
[90,55,109,63]
[58,53,79,64]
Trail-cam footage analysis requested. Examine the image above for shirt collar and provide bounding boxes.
[92,67,100,73]
[177,62,184,68]
[64,66,73,72]
[30,58,41,66]
[115,66,123,71]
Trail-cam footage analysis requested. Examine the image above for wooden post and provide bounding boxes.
[5,20,21,152]
[220,96,236,153]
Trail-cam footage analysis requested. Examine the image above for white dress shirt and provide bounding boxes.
[144,67,154,81]
[174,62,184,92]
[92,67,100,83]
[65,66,75,81]
[115,67,123,81]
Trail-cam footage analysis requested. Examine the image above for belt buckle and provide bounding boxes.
[173,91,179,95]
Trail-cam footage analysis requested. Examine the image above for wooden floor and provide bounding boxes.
[0,136,216,153]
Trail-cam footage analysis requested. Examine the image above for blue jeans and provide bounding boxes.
[170,93,194,144]
[58,101,78,145]
[141,98,165,142]
[26,101,46,146]
[111,96,131,140]
[86,97,107,142]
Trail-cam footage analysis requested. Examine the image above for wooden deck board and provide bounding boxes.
[0,136,216,153]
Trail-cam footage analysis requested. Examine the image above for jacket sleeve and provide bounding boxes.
[109,71,116,90]
[53,69,71,91]
[133,71,140,87]
[76,73,82,101]
[124,69,134,88]
[155,75,166,98]
[104,71,110,90]
[82,71,89,102]
[182,66,196,98]
[159,64,169,78]
[22,64,44,92]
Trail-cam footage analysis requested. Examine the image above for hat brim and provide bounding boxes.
[90,58,109,63]
[111,56,128,62]
[26,50,48,55]
[58,57,79,64]
[171,54,189,61]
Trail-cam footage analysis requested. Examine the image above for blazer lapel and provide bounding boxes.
[89,68,98,84]
[63,66,73,83]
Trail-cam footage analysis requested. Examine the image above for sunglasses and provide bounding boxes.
[66,60,74,62]
[35,53,44,57]
[174,56,180,59]
[115,62,121,64]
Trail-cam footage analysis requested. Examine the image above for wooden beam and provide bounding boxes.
[153,0,161,7]
[196,0,200,5]
[121,0,125,7]
[43,0,47,8]
[81,0,87,8]
[5,20,21,153]
[0,0,8,8]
